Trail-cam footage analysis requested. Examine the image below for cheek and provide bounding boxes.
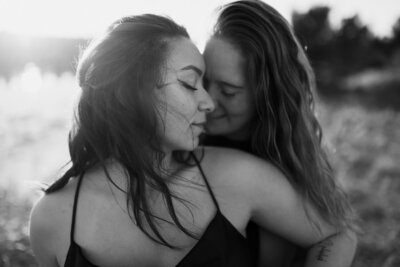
[171,99,197,121]
[168,89,197,115]
[225,95,255,117]
[163,97,197,133]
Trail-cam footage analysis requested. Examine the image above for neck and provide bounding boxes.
[158,151,183,176]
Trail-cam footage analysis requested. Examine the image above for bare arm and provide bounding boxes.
[229,153,357,267]
[30,196,61,267]
[256,221,357,267]
[304,230,357,267]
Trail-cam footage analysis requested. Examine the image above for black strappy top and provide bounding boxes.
[64,154,255,267]
[202,135,259,264]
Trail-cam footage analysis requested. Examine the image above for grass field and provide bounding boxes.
[317,101,400,267]
[0,68,399,266]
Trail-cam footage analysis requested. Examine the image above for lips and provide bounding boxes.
[207,114,226,120]
[191,122,205,133]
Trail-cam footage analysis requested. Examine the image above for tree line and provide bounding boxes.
[1,6,399,92]
[293,6,400,91]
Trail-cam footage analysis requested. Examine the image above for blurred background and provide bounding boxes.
[0,0,399,266]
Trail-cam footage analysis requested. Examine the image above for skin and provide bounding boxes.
[155,38,214,153]
[204,37,299,267]
[203,37,357,267]
[30,38,357,267]
[203,38,256,141]
[30,37,215,267]
[204,37,295,267]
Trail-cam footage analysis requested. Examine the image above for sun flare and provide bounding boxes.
[0,0,398,40]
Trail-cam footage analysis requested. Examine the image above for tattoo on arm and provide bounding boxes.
[315,239,334,262]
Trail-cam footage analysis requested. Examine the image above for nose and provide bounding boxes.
[205,81,218,104]
[198,87,215,113]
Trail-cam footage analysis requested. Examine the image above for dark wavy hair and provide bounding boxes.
[212,0,355,230]
[45,14,197,248]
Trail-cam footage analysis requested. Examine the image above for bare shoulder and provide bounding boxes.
[200,146,300,207]
[194,146,292,211]
[195,146,259,168]
[197,146,286,185]
[30,186,73,231]
[193,146,296,232]
[29,180,77,266]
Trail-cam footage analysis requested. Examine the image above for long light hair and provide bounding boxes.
[212,0,355,230]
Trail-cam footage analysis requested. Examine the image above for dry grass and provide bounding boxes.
[317,102,400,267]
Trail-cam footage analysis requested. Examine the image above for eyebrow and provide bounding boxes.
[179,65,203,76]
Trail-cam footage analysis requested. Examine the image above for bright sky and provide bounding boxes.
[0,0,399,46]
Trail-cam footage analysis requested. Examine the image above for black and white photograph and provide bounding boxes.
[0,0,399,266]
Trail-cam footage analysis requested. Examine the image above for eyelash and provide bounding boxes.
[221,90,236,97]
[179,80,198,91]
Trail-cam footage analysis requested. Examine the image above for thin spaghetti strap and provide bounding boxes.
[190,152,220,211]
[70,172,85,243]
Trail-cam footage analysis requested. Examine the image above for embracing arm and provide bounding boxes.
[232,154,357,267]
[304,230,357,267]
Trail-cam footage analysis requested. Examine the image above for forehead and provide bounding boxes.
[166,38,205,74]
[203,38,245,82]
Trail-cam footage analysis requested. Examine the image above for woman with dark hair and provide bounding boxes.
[30,12,356,267]
[203,0,358,266]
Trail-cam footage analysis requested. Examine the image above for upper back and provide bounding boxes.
[30,150,261,266]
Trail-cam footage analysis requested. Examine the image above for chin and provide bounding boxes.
[189,137,200,150]
[205,125,229,136]
[177,137,200,151]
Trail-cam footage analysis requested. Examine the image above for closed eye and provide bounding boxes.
[220,84,239,97]
[179,80,198,91]
[221,90,237,97]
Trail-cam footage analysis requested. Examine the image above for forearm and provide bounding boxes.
[304,230,357,267]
